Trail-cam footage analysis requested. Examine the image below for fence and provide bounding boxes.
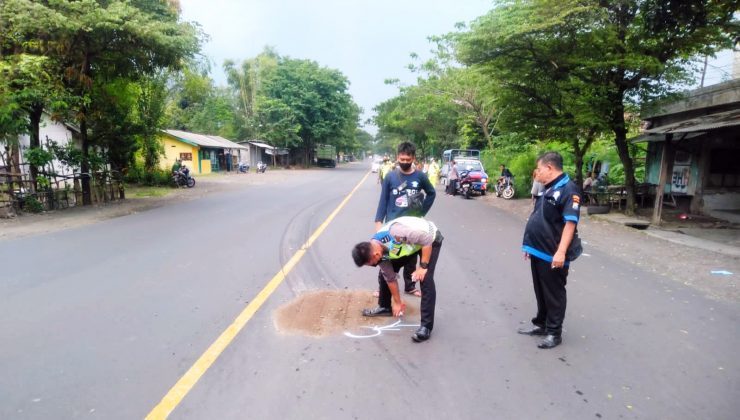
[0,164,124,217]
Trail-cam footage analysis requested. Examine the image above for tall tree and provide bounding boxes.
[2,0,200,204]
[457,0,739,213]
[259,57,359,166]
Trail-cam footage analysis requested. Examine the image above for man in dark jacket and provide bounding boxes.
[375,141,436,297]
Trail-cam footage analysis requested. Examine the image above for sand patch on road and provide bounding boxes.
[273,290,420,337]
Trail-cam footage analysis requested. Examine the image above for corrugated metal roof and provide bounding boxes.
[249,141,275,149]
[206,135,248,150]
[163,130,247,150]
[633,108,740,143]
[644,109,740,134]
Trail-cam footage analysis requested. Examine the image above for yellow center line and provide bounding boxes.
[146,170,371,419]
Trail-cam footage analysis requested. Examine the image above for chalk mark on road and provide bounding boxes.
[343,319,420,339]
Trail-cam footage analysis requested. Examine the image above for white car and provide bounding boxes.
[371,158,383,173]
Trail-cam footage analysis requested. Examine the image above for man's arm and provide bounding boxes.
[412,245,432,282]
[379,261,405,316]
[552,221,576,268]
[374,175,390,225]
[419,172,436,215]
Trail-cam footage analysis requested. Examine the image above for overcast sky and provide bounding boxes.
[179,0,494,134]
[179,1,736,136]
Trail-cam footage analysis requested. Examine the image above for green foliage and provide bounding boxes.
[124,164,172,187]
[36,176,51,190]
[48,140,83,170]
[23,195,44,213]
[24,147,54,168]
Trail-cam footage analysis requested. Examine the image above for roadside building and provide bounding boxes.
[0,112,81,181]
[160,130,248,174]
[236,141,289,167]
[635,79,740,223]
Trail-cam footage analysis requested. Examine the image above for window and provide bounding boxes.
[179,153,192,161]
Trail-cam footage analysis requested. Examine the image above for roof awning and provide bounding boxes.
[163,129,247,149]
[249,141,275,149]
[265,148,289,156]
[631,131,707,143]
[632,109,740,143]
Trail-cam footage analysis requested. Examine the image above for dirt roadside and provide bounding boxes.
[479,194,740,303]
[0,170,297,241]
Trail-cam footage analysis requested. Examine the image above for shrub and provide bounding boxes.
[23,196,44,213]
[124,164,173,187]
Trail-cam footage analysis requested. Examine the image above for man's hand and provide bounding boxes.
[391,298,406,317]
[374,221,382,232]
[412,267,428,282]
[524,252,530,260]
[552,251,566,269]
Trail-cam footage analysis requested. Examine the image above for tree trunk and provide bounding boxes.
[80,115,92,206]
[573,128,596,192]
[28,102,43,192]
[573,142,584,191]
[611,97,636,215]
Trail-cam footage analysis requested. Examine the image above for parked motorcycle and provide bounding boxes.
[256,161,267,173]
[495,176,515,199]
[456,170,474,199]
[173,167,195,188]
[238,161,250,173]
[455,168,488,199]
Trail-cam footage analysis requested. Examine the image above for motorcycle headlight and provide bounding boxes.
[482,178,487,183]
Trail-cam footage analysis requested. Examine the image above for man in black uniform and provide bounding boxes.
[519,152,582,349]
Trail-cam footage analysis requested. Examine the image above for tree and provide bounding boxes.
[2,0,200,204]
[373,80,462,158]
[457,0,739,213]
[258,57,359,166]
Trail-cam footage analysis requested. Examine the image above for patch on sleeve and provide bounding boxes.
[572,202,580,210]
[572,195,581,204]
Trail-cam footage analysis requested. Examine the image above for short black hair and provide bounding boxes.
[352,242,373,267]
[537,151,563,170]
[397,141,416,157]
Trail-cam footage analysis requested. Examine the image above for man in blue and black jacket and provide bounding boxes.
[519,151,583,349]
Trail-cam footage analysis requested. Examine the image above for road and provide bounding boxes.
[1,163,737,419]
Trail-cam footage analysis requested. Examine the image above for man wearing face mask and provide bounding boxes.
[375,142,436,297]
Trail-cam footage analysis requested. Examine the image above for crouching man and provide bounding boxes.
[351,216,443,342]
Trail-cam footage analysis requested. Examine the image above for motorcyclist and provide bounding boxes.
[497,164,513,192]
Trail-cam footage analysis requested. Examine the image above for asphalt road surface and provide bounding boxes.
[1,163,737,419]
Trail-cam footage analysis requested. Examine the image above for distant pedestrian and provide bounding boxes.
[530,168,545,206]
[519,152,583,349]
[446,160,459,196]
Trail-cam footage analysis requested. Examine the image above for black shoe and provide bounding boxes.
[412,326,432,342]
[362,306,392,317]
[517,325,547,336]
[537,334,562,349]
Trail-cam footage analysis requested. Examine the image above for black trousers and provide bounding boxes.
[378,241,442,330]
[530,257,568,336]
